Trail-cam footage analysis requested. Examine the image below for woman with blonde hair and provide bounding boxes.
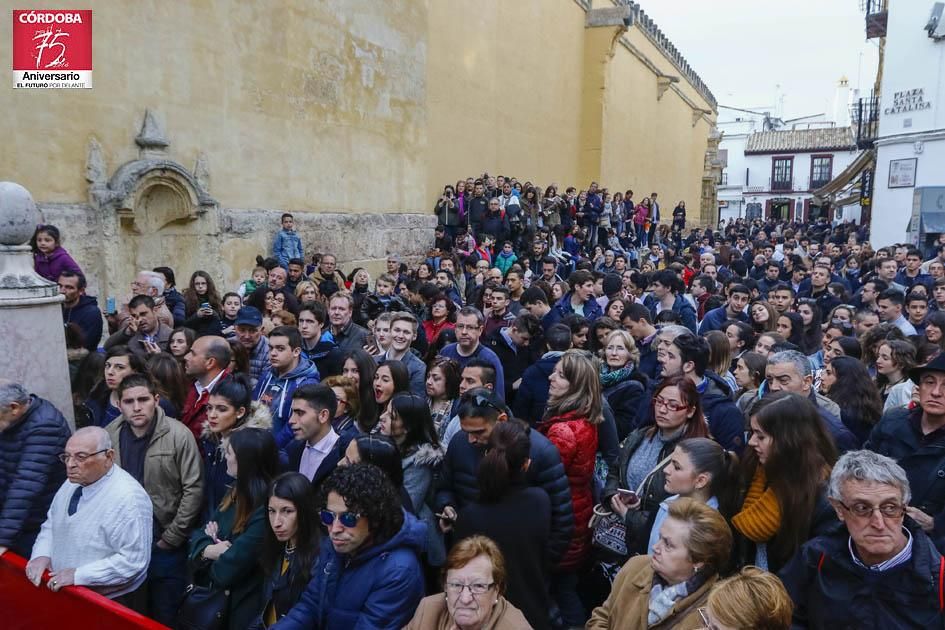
[600,329,648,440]
[540,349,603,625]
[322,375,360,434]
[705,330,737,393]
[700,566,792,630]
[406,535,531,630]
[587,498,732,629]
[294,280,320,304]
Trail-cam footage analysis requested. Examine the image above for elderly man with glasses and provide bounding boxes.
[780,450,945,628]
[25,426,153,611]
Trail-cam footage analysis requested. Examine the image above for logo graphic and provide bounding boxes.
[13,10,92,89]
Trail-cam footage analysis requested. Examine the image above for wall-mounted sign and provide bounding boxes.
[889,158,918,188]
[884,88,932,115]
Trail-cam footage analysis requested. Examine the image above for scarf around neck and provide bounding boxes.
[731,466,782,543]
[599,364,635,388]
[647,568,709,626]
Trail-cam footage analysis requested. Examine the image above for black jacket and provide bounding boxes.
[282,426,358,494]
[601,427,681,557]
[436,425,574,565]
[602,372,648,441]
[779,521,945,629]
[62,294,103,352]
[484,329,535,404]
[867,406,945,548]
[454,485,552,630]
[0,396,71,556]
[512,353,559,427]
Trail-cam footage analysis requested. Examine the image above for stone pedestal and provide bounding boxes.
[0,182,74,429]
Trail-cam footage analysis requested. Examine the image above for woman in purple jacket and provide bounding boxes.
[31,224,83,282]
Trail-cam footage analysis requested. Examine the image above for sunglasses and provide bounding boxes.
[320,509,361,528]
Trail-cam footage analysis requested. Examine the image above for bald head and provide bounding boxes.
[65,427,114,486]
[185,335,232,382]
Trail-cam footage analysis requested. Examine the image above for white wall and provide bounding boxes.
[869,0,945,248]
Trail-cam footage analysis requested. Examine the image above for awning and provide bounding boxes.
[922,214,945,234]
[835,193,861,207]
[812,148,875,201]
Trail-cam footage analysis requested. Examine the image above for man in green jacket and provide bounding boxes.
[105,373,204,626]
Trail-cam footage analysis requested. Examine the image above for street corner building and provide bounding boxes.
[2,0,720,299]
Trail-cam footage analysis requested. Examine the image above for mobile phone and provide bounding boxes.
[365,334,376,348]
[106,296,116,314]
[616,488,638,502]
[200,302,211,310]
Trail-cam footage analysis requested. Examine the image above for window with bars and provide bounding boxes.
[810,156,833,189]
[772,157,793,191]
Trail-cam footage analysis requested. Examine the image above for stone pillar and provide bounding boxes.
[0,182,75,429]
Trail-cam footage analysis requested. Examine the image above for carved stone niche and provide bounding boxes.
[88,109,217,232]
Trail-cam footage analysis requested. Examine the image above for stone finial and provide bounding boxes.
[0,182,41,246]
[85,136,106,186]
[135,109,170,154]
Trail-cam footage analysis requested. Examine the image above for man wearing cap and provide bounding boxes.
[233,306,270,388]
[867,354,945,549]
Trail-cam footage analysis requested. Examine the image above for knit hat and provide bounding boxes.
[602,273,623,297]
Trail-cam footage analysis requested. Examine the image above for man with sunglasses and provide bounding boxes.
[26,427,152,609]
[273,463,425,629]
[780,450,945,628]
[0,381,71,560]
[434,388,574,568]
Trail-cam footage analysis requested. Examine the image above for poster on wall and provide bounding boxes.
[889,158,917,188]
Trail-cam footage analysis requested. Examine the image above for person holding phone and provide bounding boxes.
[104,295,172,359]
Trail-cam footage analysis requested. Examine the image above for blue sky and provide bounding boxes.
[638,0,881,121]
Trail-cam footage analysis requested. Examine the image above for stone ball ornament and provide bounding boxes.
[0,182,42,246]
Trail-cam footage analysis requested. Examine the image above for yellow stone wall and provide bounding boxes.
[1,0,717,296]
[0,0,428,214]
[426,0,717,220]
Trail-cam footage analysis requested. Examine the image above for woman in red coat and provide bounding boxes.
[539,349,603,626]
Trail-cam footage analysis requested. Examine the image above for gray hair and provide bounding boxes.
[138,270,165,296]
[828,449,911,504]
[656,324,691,342]
[767,349,812,379]
[73,426,112,451]
[0,380,31,408]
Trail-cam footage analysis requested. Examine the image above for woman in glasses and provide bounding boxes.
[257,473,319,627]
[188,428,279,629]
[406,536,530,630]
[451,421,551,629]
[732,392,838,573]
[586,377,711,610]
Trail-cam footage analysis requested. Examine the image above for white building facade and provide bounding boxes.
[718,123,861,224]
[869,0,945,251]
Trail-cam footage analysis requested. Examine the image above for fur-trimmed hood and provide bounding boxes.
[404,442,445,468]
[200,400,272,443]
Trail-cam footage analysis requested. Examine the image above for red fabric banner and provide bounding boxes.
[0,552,167,629]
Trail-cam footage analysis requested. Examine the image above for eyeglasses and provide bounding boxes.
[319,509,361,528]
[445,581,495,597]
[837,501,906,519]
[697,607,721,630]
[58,449,108,464]
[653,396,689,412]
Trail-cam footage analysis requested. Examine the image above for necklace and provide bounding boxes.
[285,542,296,555]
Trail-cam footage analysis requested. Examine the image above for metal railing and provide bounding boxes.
[851,93,880,149]
[862,0,888,38]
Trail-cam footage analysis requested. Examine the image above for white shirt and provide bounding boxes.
[299,428,339,481]
[32,465,153,598]
[194,369,227,398]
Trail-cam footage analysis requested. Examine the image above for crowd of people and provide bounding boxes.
[4,173,945,628]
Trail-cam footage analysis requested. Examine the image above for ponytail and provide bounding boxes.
[677,437,741,518]
[477,420,530,504]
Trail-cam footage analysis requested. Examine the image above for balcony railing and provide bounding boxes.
[851,93,880,149]
[717,172,728,186]
[861,0,888,38]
